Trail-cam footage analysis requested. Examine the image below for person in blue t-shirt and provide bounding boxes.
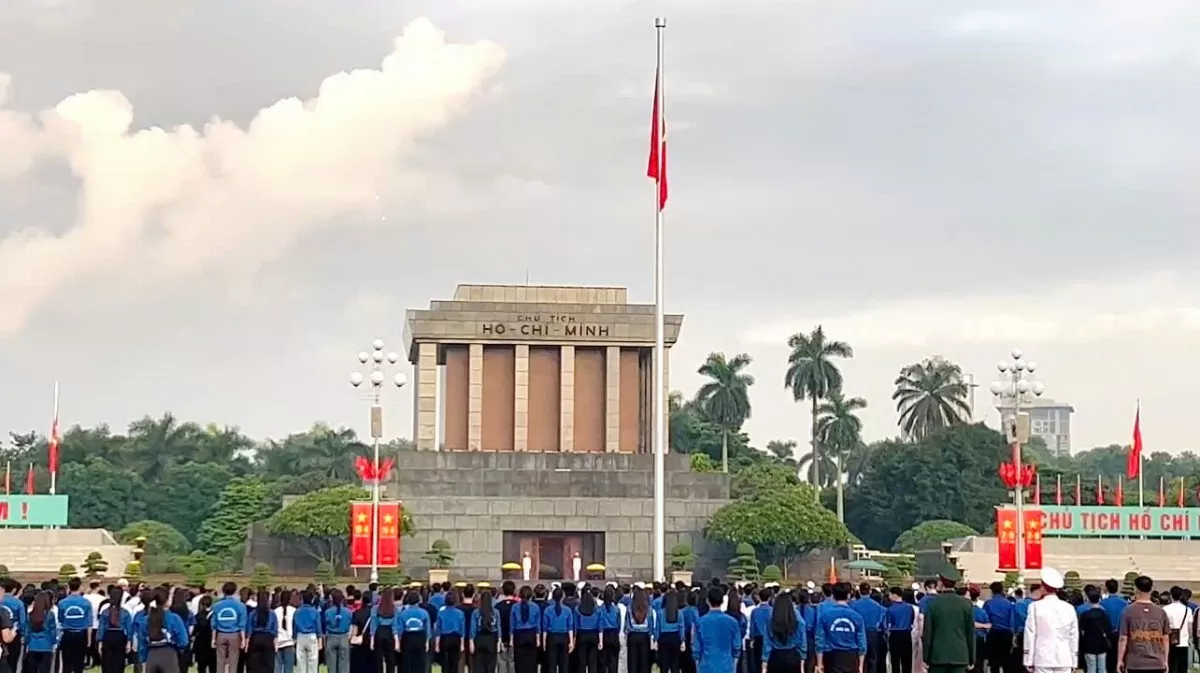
[654,591,686,673]
[967,587,989,673]
[98,588,135,673]
[572,589,602,673]
[542,589,574,673]
[762,591,806,673]
[815,583,866,673]
[437,591,467,673]
[511,586,542,673]
[884,587,916,673]
[625,589,656,673]
[24,591,59,673]
[245,591,278,673]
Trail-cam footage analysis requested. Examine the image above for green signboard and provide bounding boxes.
[1039,506,1200,538]
[0,496,69,527]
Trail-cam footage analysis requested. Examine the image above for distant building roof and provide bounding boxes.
[995,396,1075,413]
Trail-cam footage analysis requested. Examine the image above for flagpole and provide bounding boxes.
[50,380,59,496]
[651,15,667,582]
[1136,399,1143,507]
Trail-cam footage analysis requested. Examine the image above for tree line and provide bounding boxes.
[4,323,1198,572]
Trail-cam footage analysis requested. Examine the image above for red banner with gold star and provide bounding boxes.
[349,502,374,568]
[377,502,401,568]
[996,507,1018,571]
[1023,507,1044,570]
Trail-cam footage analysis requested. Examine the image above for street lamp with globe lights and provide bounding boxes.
[350,339,407,582]
[990,348,1045,584]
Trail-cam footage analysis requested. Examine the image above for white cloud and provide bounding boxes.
[743,272,1200,349]
[0,18,505,337]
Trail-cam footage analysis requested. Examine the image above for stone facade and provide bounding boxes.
[392,451,730,581]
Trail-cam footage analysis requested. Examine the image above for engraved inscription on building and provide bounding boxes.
[478,314,611,338]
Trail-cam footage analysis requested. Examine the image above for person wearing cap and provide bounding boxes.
[1022,568,1078,673]
[921,566,974,673]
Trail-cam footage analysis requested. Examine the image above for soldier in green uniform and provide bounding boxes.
[921,564,976,673]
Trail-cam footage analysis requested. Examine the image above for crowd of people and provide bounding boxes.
[0,569,1189,673]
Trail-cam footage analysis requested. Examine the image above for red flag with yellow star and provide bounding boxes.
[349,502,373,568]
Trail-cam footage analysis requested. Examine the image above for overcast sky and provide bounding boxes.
[1,0,1198,456]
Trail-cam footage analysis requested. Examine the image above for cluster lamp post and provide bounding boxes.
[990,348,1045,585]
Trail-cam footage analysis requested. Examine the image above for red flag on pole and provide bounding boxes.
[1128,403,1143,479]
[25,464,34,495]
[1115,475,1124,506]
[1055,474,1062,505]
[1159,476,1166,507]
[647,70,668,211]
[48,381,60,496]
[1097,475,1104,505]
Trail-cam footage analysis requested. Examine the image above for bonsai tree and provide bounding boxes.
[251,563,273,590]
[0,565,9,582]
[761,565,783,583]
[314,561,335,586]
[726,543,759,581]
[58,563,77,583]
[82,552,108,578]
[422,539,455,569]
[1122,571,1138,598]
[669,544,696,571]
[1063,570,1082,592]
[124,560,142,580]
[1003,571,1021,591]
[184,559,209,589]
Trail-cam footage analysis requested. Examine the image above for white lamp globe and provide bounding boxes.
[349,372,364,387]
[1016,380,1030,394]
[357,351,370,364]
[372,350,385,363]
[370,370,385,385]
[1032,381,1045,396]
[1026,361,1037,373]
[1014,359,1026,371]
[386,352,400,364]
[372,338,385,351]
[1011,348,1023,360]
[989,382,1004,395]
[997,361,1009,372]
[393,372,408,388]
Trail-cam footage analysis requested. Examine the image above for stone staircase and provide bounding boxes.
[0,529,134,576]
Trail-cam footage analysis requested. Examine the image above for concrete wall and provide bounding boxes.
[0,529,134,575]
[245,451,732,581]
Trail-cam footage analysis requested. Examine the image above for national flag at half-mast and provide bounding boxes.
[49,381,60,495]
[647,68,667,210]
[1128,402,1143,479]
[25,464,34,495]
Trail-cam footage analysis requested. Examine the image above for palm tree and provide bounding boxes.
[892,357,972,440]
[795,451,838,488]
[125,413,199,481]
[695,352,754,472]
[765,439,798,464]
[816,391,867,521]
[783,325,854,498]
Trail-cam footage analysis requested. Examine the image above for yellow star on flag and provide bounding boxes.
[383,514,394,524]
[356,513,369,523]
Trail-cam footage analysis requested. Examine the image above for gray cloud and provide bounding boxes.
[0,0,1197,455]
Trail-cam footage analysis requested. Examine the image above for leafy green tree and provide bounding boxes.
[1122,571,1138,597]
[124,560,142,579]
[184,558,209,589]
[423,540,455,569]
[256,424,367,482]
[125,414,201,482]
[765,440,797,463]
[144,462,235,545]
[783,325,853,497]
[730,463,799,500]
[694,353,754,473]
[816,391,867,521]
[893,520,979,553]
[708,484,851,576]
[882,567,903,588]
[893,358,972,440]
[116,520,191,558]
[668,544,695,571]
[198,478,279,557]
[689,454,717,472]
[59,459,148,531]
[0,565,9,581]
[1064,570,1082,592]
[267,485,413,569]
[846,424,1009,551]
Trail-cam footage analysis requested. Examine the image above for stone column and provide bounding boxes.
[514,344,530,451]
[413,342,438,451]
[468,343,484,451]
[559,345,575,452]
[605,346,621,452]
